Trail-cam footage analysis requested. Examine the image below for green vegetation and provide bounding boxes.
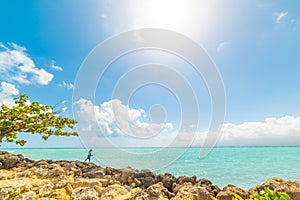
[232,187,291,200]
[0,94,78,146]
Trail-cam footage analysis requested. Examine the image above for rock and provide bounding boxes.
[71,167,83,177]
[93,185,103,196]
[216,184,249,200]
[50,188,70,200]
[105,167,120,176]
[100,184,129,200]
[1,151,300,200]
[0,187,15,200]
[127,187,143,199]
[38,183,53,196]
[0,178,53,199]
[249,177,300,200]
[39,198,56,200]
[195,178,221,197]
[177,175,197,185]
[162,173,177,191]
[75,161,85,168]
[35,160,49,167]
[83,168,106,178]
[18,167,48,178]
[145,182,169,199]
[65,183,74,195]
[14,191,36,200]
[56,179,71,188]
[64,162,83,176]
[119,167,137,184]
[143,176,155,188]
[71,187,100,200]
[0,154,23,169]
[72,178,103,189]
[138,169,156,178]
[133,178,142,187]
[118,167,156,187]
[47,164,66,178]
[156,174,164,183]
[173,182,214,200]
[197,178,213,186]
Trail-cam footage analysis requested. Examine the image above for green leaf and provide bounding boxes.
[0,94,78,146]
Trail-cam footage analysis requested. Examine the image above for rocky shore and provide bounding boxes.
[0,151,300,200]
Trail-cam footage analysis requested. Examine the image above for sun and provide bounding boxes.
[128,0,210,37]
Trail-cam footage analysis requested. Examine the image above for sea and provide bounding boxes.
[3,146,300,189]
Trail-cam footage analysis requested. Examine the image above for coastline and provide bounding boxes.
[4,146,300,189]
[1,151,300,200]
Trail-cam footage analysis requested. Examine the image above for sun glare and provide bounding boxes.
[129,0,210,37]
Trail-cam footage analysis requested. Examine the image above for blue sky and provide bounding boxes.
[1,0,300,147]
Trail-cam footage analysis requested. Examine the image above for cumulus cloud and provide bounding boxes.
[193,115,300,146]
[58,81,74,90]
[276,11,288,23]
[73,98,300,147]
[0,42,54,85]
[0,82,19,107]
[74,98,174,138]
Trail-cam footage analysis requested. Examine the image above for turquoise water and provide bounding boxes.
[4,147,300,189]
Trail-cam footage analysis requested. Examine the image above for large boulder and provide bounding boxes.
[177,175,197,185]
[0,152,24,169]
[162,173,177,191]
[216,184,249,200]
[196,178,221,197]
[143,182,169,199]
[173,182,214,200]
[249,177,300,200]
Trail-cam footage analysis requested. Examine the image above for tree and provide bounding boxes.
[0,94,78,146]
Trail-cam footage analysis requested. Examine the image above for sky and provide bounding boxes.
[1,0,300,148]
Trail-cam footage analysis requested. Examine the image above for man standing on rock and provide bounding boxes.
[84,149,93,162]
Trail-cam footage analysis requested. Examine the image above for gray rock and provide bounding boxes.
[71,187,100,200]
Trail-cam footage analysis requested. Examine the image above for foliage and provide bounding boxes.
[0,94,78,146]
[232,187,291,200]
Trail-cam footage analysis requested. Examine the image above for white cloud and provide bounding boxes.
[0,82,19,107]
[58,81,74,90]
[61,100,68,113]
[50,61,63,71]
[276,11,288,23]
[74,98,174,138]
[10,42,27,52]
[217,42,229,53]
[0,42,54,85]
[194,115,300,146]
[74,98,300,147]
